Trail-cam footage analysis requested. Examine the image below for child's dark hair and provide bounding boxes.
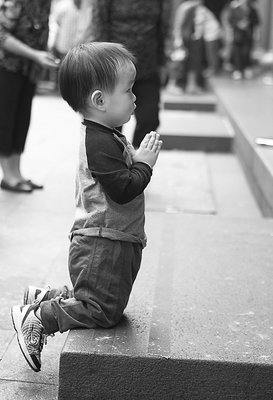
[58,42,136,113]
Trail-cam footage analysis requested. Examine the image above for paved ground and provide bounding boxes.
[0,89,262,399]
[0,94,78,400]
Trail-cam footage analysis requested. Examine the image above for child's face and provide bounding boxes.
[103,62,136,128]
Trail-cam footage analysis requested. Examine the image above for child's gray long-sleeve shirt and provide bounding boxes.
[70,120,152,248]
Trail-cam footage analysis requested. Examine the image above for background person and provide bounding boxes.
[227,0,260,80]
[203,4,222,76]
[50,0,82,61]
[80,0,172,148]
[0,0,58,193]
[171,0,212,94]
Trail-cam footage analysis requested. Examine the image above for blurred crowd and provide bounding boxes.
[26,0,273,99]
[168,0,261,94]
[46,0,264,95]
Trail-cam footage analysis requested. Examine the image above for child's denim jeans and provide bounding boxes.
[40,235,142,334]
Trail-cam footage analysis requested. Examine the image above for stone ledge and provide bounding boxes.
[59,349,273,400]
[58,213,273,400]
[210,77,273,216]
[158,110,233,152]
[161,89,217,112]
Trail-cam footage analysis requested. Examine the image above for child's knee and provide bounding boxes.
[94,305,124,329]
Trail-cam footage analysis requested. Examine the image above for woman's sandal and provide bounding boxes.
[0,180,33,193]
[24,180,44,190]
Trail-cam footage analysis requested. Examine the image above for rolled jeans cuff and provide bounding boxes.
[40,299,60,335]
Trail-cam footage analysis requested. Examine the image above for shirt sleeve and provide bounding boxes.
[0,0,22,47]
[85,131,152,205]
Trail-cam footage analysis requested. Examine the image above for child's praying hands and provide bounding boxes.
[133,131,162,168]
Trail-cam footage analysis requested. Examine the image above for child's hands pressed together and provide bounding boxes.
[133,131,163,168]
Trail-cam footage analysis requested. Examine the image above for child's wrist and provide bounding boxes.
[133,160,153,170]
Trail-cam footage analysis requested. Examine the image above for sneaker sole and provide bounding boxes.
[23,286,37,305]
[23,286,49,305]
[11,305,41,372]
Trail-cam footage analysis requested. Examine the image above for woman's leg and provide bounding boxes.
[13,77,36,159]
[187,39,206,93]
[0,70,35,187]
[231,40,244,79]
[0,69,22,184]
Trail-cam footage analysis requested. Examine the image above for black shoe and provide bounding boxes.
[0,180,33,193]
[24,180,44,190]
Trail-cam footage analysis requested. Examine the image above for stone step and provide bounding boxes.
[58,213,273,400]
[158,110,233,152]
[161,89,217,112]
[210,76,273,216]
[145,151,261,218]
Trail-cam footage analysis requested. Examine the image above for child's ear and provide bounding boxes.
[90,90,105,110]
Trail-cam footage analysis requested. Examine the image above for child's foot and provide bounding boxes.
[23,284,71,305]
[11,304,45,372]
[23,286,50,305]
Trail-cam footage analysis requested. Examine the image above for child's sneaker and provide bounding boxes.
[23,285,71,305]
[11,304,45,372]
[23,285,50,305]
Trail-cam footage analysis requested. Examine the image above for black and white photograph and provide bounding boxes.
[0,0,273,399]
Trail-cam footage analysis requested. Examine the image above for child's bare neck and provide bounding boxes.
[83,115,113,130]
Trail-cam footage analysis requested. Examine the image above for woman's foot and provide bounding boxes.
[186,86,205,95]
[0,179,33,193]
[166,83,185,96]
[22,179,44,190]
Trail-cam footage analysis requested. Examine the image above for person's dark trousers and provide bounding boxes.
[232,39,252,72]
[176,38,206,90]
[172,57,188,89]
[132,73,160,148]
[232,28,253,72]
[0,68,36,156]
